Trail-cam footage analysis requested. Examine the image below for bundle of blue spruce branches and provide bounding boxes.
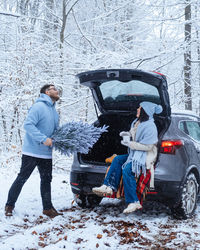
[52,121,108,156]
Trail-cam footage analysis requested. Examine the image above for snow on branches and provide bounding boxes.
[52,121,108,156]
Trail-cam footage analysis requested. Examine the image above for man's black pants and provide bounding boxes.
[6,154,53,210]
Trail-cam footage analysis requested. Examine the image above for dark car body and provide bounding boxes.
[70,69,200,218]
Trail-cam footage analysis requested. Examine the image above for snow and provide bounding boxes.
[1,152,200,249]
[1,0,200,248]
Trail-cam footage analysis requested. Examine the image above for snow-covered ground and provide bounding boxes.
[1,152,200,250]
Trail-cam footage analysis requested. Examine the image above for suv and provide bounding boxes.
[70,69,200,219]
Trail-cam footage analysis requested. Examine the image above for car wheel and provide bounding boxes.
[171,173,198,219]
[87,194,103,207]
[73,194,102,208]
[73,194,87,208]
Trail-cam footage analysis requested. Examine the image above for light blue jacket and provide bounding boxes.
[22,94,59,159]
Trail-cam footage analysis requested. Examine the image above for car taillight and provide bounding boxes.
[160,140,183,154]
[71,182,79,186]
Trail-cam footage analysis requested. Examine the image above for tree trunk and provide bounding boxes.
[59,0,67,80]
[184,1,192,110]
[194,2,200,115]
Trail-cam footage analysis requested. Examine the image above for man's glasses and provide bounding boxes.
[48,87,57,91]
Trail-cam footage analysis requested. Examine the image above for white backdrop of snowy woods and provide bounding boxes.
[0,0,200,152]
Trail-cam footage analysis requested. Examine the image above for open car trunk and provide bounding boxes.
[77,69,171,165]
[79,113,169,164]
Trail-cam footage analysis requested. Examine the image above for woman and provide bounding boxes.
[92,101,163,214]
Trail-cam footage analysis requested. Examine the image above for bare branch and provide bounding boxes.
[71,8,97,51]
[0,11,20,18]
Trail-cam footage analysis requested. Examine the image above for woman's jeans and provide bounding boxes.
[6,154,53,210]
[104,154,139,204]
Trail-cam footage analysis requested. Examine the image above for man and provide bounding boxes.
[5,84,63,218]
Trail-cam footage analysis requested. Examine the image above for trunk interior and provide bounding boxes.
[79,113,169,165]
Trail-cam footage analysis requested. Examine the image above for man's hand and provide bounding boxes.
[43,138,53,147]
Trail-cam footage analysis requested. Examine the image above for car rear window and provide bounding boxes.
[99,80,160,105]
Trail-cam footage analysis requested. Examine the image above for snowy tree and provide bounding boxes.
[0,0,200,154]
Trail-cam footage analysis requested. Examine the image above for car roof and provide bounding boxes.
[171,110,200,120]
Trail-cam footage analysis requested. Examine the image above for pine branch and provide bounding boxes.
[52,121,108,156]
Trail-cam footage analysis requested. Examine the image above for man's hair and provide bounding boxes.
[138,107,149,123]
[40,84,54,94]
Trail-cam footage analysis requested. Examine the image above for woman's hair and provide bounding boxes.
[138,107,149,122]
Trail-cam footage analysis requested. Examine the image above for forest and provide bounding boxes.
[0,0,200,152]
[1,2,200,249]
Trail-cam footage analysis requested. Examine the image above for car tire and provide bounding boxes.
[73,194,102,208]
[171,173,198,219]
[73,194,87,208]
[87,194,103,207]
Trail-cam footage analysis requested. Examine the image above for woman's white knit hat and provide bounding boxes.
[140,102,163,118]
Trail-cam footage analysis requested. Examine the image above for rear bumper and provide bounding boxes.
[148,179,182,205]
[70,171,105,195]
[70,170,182,205]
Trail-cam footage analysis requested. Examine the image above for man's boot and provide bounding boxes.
[43,207,63,218]
[5,205,14,217]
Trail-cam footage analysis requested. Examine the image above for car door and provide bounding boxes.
[77,69,171,117]
[179,119,200,163]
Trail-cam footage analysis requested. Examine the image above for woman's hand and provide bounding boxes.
[121,140,130,147]
[119,131,131,137]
